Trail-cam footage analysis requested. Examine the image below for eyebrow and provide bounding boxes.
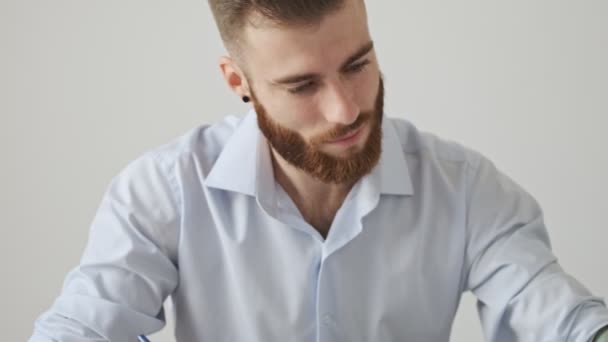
[271,40,375,85]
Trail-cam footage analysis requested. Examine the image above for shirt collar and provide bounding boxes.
[377,116,414,195]
[204,111,259,196]
[204,110,414,197]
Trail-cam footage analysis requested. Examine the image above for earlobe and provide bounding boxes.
[219,56,249,99]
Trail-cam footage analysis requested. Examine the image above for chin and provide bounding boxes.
[321,132,370,159]
[328,145,366,159]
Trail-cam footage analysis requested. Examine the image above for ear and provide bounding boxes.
[219,56,250,99]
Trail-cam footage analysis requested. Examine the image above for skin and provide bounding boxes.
[218,0,381,237]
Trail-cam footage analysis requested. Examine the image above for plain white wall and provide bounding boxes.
[1,1,606,340]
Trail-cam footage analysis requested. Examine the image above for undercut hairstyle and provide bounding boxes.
[207,0,346,55]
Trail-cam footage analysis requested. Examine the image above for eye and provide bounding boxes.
[345,60,370,74]
[287,81,318,95]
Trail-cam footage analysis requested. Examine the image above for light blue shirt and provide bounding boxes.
[31,111,608,341]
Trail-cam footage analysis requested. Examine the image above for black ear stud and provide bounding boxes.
[242,96,250,103]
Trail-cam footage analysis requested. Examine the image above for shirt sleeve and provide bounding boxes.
[464,154,608,342]
[29,151,181,341]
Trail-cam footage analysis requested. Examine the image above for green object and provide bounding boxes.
[593,325,608,342]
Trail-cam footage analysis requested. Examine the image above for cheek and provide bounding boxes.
[285,105,324,139]
[265,94,323,134]
[352,70,380,110]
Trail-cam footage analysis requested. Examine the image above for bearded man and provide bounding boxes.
[30,1,608,341]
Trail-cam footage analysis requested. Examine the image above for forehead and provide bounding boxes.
[241,0,371,80]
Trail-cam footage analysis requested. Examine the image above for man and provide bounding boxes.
[30,0,608,341]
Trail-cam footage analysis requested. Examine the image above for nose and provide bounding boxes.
[322,80,359,125]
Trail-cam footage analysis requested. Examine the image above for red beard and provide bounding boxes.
[253,77,384,184]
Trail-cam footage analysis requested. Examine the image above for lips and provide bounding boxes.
[328,125,363,143]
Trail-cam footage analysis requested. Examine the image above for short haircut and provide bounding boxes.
[207,0,346,55]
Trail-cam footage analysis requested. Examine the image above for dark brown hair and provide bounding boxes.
[207,0,346,53]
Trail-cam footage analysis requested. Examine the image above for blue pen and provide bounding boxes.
[137,336,150,342]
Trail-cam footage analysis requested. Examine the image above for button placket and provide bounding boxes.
[321,313,336,326]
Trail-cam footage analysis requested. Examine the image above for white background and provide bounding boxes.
[1,0,606,340]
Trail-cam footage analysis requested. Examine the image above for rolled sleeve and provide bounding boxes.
[30,151,181,341]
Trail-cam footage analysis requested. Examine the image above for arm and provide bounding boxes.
[464,154,608,342]
[29,152,180,341]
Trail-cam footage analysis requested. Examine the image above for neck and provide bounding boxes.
[270,148,356,236]
[271,148,356,206]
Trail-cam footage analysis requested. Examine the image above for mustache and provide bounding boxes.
[310,112,373,145]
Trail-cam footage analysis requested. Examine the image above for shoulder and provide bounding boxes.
[386,116,483,173]
[152,114,244,168]
[108,113,247,195]
[129,114,246,176]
